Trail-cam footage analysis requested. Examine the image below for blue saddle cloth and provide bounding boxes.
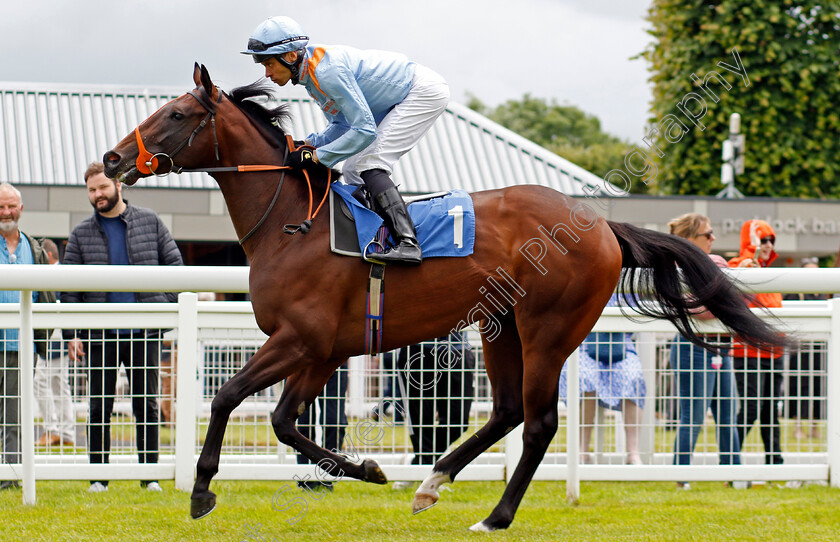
[331,182,475,258]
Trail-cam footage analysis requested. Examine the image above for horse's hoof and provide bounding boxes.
[363,459,388,485]
[412,491,438,514]
[190,492,216,520]
[469,520,496,533]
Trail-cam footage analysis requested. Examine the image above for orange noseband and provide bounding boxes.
[134,127,159,175]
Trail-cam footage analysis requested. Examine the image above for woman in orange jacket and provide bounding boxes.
[728,219,785,464]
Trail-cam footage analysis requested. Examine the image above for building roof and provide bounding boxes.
[0,82,613,196]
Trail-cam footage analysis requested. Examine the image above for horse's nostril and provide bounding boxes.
[102,151,122,176]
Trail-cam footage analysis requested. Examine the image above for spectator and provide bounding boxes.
[62,162,183,493]
[668,213,741,490]
[33,239,76,447]
[829,242,840,296]
[241,16,450,265]
[559,295,645,466]
[728,219,785,465]
[783,257,828,440]
[392,332,474,488]
[0,182,57,490]
[370,350,404,424]
[158,338,176,424]
[159,292,215,423]
[295,364,348,492]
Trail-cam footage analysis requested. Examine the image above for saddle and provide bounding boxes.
[328,182,475,260]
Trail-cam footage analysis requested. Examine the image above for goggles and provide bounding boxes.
[247,35,308,52]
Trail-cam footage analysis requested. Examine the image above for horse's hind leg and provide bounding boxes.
[470,304,607,532]
[413,314,524,513]
[270,360,387,485]
[470,381,560,532]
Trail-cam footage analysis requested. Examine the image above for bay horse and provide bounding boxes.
[103,64,787,531]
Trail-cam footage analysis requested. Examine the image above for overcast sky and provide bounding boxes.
[2,0,654,143]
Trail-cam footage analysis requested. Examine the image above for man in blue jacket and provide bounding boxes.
[242,16,450,265]
[62,162,183,493]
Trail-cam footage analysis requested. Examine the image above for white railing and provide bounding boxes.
[1,265,839,505]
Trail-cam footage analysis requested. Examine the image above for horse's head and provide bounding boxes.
[103,63,223,185]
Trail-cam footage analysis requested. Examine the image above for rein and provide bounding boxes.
[133,88,330,243]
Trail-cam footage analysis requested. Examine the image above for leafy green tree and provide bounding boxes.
[642,0,840,197]
[467,94,642,192]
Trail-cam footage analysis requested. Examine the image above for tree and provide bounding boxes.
[642,0,840,197]
[467,94,642,192]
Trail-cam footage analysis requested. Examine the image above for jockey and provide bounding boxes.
[242,16,450,265]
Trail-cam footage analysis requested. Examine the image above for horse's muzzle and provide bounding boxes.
[103,151,139,185]
[103,151,123,177]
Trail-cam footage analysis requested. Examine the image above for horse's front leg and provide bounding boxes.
[271,360,388,485]
[191,331,310,520]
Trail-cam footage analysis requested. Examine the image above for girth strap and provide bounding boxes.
[365,263,386,355]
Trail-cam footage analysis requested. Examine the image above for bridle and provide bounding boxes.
[132,87,330,244]
[134,89,222,177]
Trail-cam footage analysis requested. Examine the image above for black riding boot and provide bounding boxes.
[361,170,422,265]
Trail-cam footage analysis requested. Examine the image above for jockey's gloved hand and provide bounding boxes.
[287,146,319,170]
[292,140,307,150]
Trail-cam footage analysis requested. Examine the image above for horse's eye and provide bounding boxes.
[170,112,185,121]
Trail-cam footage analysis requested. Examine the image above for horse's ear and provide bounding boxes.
[193,62,202,87]
[199,64,214,95]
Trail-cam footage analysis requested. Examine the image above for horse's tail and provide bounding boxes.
[607,220,792,353]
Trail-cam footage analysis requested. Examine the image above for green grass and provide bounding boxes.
[2,479,839,541]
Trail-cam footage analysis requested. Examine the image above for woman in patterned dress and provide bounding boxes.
[559,294,645,465]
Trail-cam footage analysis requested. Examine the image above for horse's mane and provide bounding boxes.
[226,80,340,183]
[227,80,292,146]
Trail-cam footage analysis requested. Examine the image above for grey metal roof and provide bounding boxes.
[0,82,613,196]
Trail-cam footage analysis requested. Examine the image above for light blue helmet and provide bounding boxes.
[241,16,309,60]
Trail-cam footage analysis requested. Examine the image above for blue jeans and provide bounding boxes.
[672,335,741,465]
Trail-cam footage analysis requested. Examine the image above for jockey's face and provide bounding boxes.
[261,53,297,87]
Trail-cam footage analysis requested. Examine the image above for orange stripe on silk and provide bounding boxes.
[306,47,329,99]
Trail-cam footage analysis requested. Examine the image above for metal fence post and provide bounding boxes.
[637,332,657,460]
[566,348,580,503]
[175,292,199,491]
[20,291,35,504]
[347,355,367,419]
[828,298,840,488]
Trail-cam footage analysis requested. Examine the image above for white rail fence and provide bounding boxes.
[1,265,839,505]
